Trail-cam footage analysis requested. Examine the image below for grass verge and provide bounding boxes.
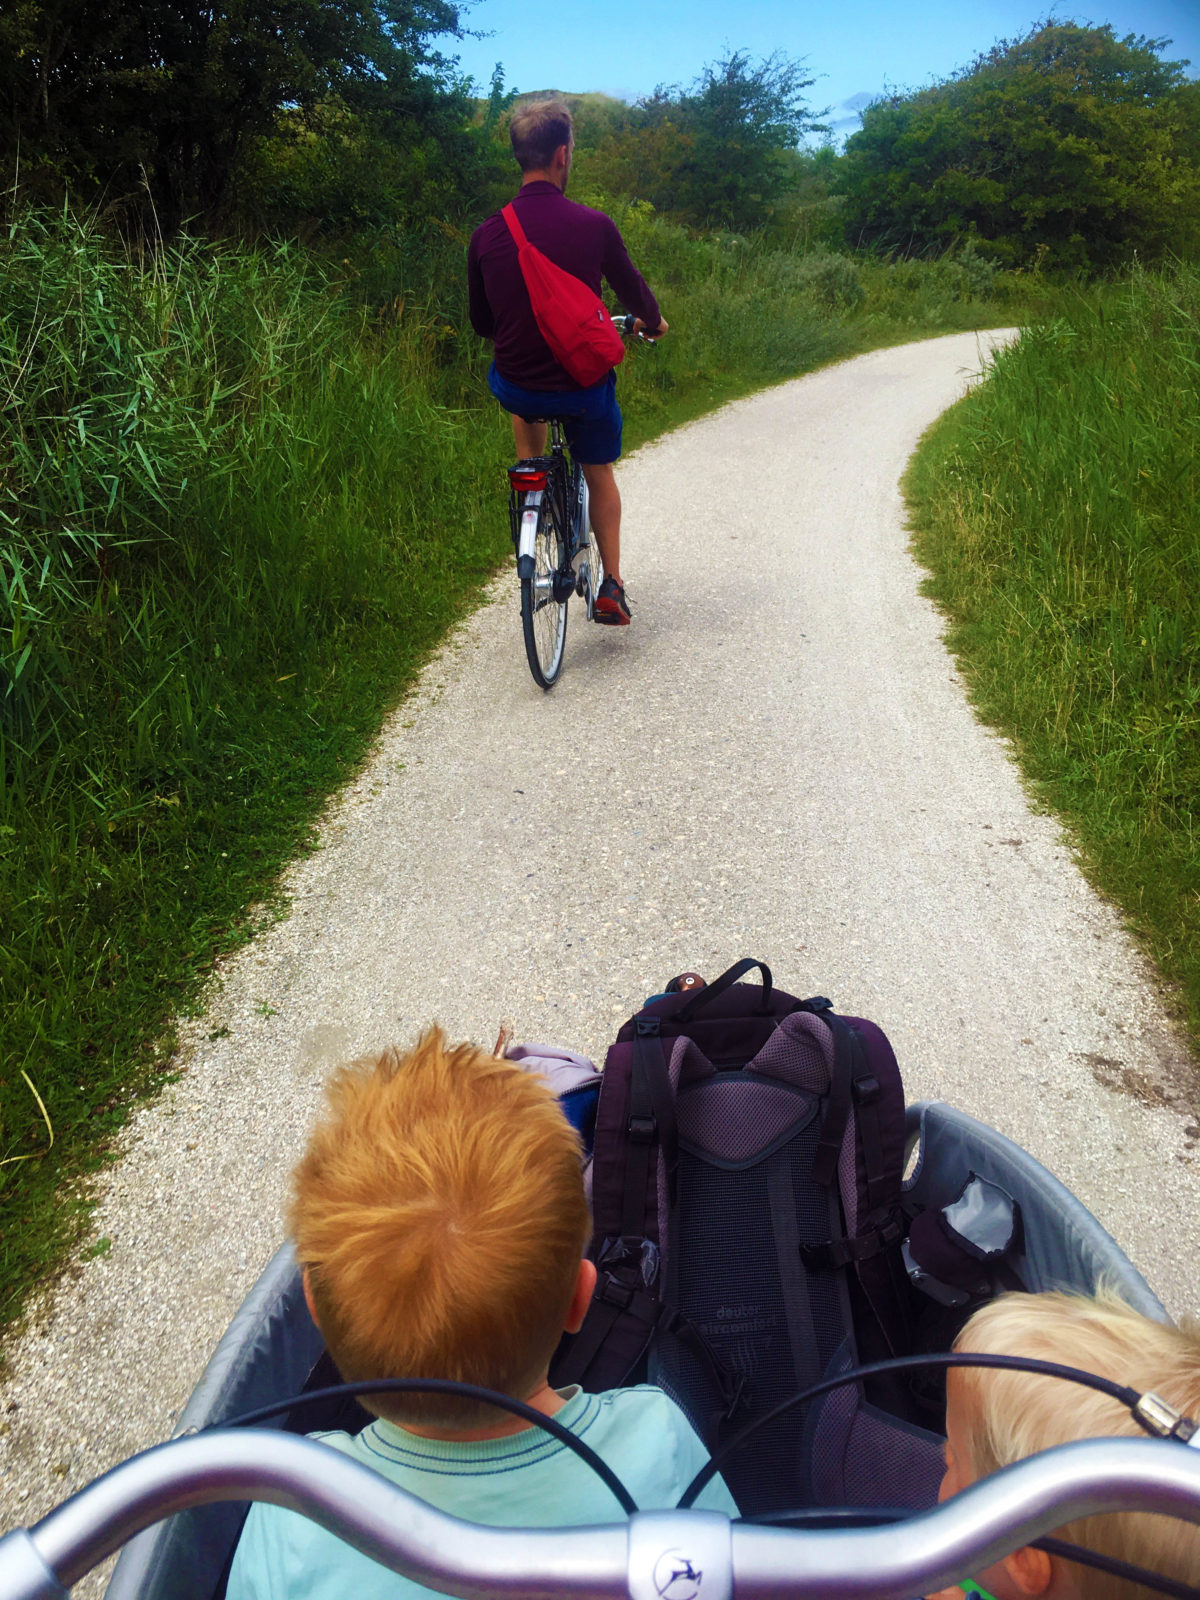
[905,261,1200,1061]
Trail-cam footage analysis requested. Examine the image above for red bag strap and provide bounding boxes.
[501,203,528,249]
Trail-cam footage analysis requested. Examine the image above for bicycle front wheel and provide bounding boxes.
[521,497,569,689]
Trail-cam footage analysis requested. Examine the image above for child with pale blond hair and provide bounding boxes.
[932,1289,1200,1600]
[227,1028,736,1600]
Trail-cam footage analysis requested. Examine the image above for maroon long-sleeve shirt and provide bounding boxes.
[467,181,660,392]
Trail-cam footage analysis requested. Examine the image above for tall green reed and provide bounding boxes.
[0,209,512,1319]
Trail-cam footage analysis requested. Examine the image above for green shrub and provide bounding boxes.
[792,250,866,309]
[838,24,1200,270]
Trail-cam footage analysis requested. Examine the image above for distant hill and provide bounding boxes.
[469,89,633,138]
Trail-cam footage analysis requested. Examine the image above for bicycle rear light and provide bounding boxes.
[508,467,548,491]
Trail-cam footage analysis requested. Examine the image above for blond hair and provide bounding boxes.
[509,98,573,171]
[955,1290,1200,1600]
[290,1028,591,1428]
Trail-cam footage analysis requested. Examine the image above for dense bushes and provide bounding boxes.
[575,53,825,233]
[0,0,507,235]
[837,24,1200,268]
[791,251,865,310]
[0,209,508,1313]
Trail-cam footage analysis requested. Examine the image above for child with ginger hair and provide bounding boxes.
[227,1027,737,1600]
[931,1289,1200,1600]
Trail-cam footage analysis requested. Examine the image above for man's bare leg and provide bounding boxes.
[512,416,547,458]
[580,461,621,586]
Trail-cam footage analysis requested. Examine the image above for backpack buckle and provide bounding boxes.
[800,1210,906,1271]
[628,1114,656,1143]
[799,1239,842,1271]
[878,1213,904,1248]
[597,1273,636,1311]
[852,1074,880,1105]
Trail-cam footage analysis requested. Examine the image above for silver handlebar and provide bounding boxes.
[3,1432,1200,1600]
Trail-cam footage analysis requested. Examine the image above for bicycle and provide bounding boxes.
[507,314,649,691]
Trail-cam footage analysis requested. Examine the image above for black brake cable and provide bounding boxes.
[214,1377,638,1515]
[1037,1535,1200,1600]
[678,1351,1151,1508]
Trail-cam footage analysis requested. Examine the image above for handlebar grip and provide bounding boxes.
[609,312,662,342]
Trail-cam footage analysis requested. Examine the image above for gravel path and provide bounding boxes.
[3,330,1198,1588]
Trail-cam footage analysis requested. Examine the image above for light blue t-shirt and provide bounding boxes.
[227,1384,738,1600]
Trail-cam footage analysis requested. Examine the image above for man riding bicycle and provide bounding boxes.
[467,99,668,627]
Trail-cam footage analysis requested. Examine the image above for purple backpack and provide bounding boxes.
[550,959,944,1515]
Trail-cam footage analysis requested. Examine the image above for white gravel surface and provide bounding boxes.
[3,329,1198,1590]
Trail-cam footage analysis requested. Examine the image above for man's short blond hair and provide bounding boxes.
[290,1028,591,1428]
[955,1290,1200,1600]
[509,98,573,171]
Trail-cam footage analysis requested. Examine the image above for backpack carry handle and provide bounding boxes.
[674,958,773,1022]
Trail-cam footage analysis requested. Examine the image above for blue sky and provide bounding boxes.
[449,1,1199,140]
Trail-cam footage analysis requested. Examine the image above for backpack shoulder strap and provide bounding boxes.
[624,1014,678,1224]
[553,1012,680,1391]
[801,1009,913,1355]
[806,998,853,1186]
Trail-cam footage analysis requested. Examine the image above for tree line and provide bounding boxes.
[0,0,508,233]
[1,8,1197,266]
[570,25,1200,267]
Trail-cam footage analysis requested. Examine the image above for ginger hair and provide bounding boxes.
[290,1028,591,1428]
[509,98,573,171]
[954,1289,1200,1600]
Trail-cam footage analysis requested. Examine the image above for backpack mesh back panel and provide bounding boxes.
[652,1078,848,1513]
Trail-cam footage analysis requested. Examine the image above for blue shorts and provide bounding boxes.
[488,364,622,464]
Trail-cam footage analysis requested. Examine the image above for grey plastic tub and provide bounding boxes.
[104,1100,1167,1599]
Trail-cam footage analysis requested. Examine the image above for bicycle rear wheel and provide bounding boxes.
[521,496,569,689]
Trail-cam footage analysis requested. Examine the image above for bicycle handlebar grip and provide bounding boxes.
[0,1530,67,1599]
